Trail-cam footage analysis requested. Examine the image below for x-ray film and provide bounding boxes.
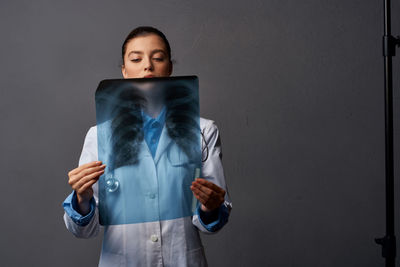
[95,76,201,225]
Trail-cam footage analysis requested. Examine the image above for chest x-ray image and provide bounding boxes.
[95,76,201,226]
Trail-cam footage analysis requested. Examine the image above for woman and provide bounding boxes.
[63,26,231,267]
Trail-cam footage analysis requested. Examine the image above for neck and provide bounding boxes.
[144,101,163,118]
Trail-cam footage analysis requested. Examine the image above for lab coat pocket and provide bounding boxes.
[167,143,199,187]
[167,142,198,167]
[159,143,199,219]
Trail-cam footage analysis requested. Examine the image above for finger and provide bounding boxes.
[77,178,99,195]
[192,181,224,200]
[193,184,224,207]
[79,164,106,178]
[69,161,102,176]
[192,189,220,211]
[191,186,209,202]
[194,179,224,194]
[69,165,105,184]
[191,189,209,205]
[75,169,103,187]
[73,170,104,191]
[191,181,214,195]
[195,178,225,194]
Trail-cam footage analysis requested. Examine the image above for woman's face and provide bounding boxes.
[122,34,172,79]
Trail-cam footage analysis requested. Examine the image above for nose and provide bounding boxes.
[144,57,153,71]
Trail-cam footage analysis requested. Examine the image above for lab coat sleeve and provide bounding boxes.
[63,191,96,226]
[192,119,232,234]
[63,126,100,238]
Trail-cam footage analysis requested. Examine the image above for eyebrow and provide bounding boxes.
[127,49,166,57]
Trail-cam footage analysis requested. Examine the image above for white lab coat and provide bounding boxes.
[63,118,231,267]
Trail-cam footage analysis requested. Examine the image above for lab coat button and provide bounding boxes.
[149,193,156,199]
[151,235,158,242]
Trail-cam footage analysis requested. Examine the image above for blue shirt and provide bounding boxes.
[141,107,166,158]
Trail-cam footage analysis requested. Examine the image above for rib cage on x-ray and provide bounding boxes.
[164,84,200,162]
[109,88,144,171]
[95,76,201,225]
[107,81,200,171]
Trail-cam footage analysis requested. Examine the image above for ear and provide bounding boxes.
[168,62,173,76]
[121,65,128,78]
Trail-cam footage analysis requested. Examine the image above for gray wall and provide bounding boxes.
[0,0,399,266]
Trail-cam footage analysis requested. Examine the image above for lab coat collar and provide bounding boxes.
[153,125,172,165]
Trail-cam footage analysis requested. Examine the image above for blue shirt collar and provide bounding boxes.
[141,106,166,129]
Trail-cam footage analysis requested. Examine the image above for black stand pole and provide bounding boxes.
[375,0,400,266]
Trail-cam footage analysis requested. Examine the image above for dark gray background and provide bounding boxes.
[0,0,399,266]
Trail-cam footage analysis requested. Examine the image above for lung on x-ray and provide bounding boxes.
[95,76,201,225]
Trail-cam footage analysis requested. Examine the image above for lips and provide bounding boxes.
[143,75,154,78]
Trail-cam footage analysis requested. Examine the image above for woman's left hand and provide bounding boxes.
[191,178,226,212]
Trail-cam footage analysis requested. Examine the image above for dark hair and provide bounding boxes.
[121,26,172,66]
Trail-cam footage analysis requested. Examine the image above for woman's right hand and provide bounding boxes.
[68,161,106,215]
